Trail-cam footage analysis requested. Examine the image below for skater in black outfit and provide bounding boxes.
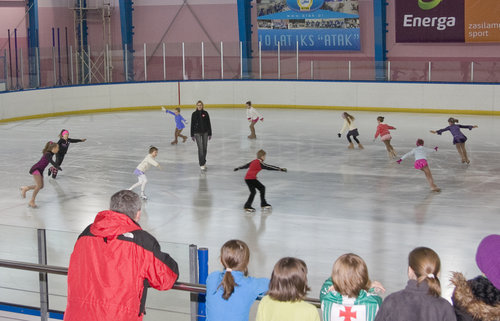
[234,149,287,212]
[191,100,212,171]
[48,129,86,178]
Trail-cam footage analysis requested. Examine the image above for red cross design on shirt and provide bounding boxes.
[339,306,357,321]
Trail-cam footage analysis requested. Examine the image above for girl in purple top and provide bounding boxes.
[430,117,478,164]
[21,141,61,208]
[162,106,188,145]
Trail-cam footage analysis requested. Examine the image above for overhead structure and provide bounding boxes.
[27,0,40,88]
[71,0,113,84]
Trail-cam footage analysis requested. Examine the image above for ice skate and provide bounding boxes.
[182,136,187,143]
[171,140,178,145]
[20,186,28,199]
[200,165,207,171]
[28,200,38,208]
[431,186,441,192]
[244,207,256,213]
[348,143,354,149]
[261,203,272,210]
[140,193,148,200]
[358,143,364,150]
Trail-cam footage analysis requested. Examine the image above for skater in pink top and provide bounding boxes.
[374,116,397,158]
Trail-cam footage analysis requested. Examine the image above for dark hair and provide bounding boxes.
[149,146,158,154]
[409,247,442,297]
[175,107,181,112]
[268,257,310,302]
[417,139,424,146]
[377,116,384,122]
[109,190,142,220]
[343,112,355,125]
[257,149,266,159]
[246,101,252,106]
[331,253,370,297]
[42,141,58,154]
[448,117,458,124]
[217,240,250,300]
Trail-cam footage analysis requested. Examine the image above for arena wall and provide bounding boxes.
[1,80,499,122]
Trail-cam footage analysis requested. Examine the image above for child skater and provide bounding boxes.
[320,253,384,321]
[234,149,287,212]
[256,257,320,321]
[128,146,162,200]
[161,106,188,145]
[206,239,269,321]
[374,116,397,158]
[338,112,364,149]
[430,117,478,164]
[21,141,61,208]
[397,139,440,192]
[374,247,456,321]
[48,129,86,179]
[246,101,263,139]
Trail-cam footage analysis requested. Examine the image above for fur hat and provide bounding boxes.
[476,234,500,290]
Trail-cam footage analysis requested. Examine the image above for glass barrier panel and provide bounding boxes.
[204,41,222,80]
[388,60,429,82]
[472,61,500,83]
[351,60,376,81]
[165,43,183,81]
[184,42,203,81]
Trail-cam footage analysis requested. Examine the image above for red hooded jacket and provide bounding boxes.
[64,210,179,321]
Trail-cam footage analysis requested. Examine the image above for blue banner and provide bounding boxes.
[257,0,361,51]
[258,28,360,51]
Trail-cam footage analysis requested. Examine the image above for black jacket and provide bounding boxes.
[190,109,212,137]
[451,272,500,321]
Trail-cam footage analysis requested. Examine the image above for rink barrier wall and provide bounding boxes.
[1,80,499,123]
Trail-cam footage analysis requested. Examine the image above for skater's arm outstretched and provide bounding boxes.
[68,138,86,143]
[458,124,478,130]
[430,126,450,135]
[261,162,287,172]
[234,161,252,171]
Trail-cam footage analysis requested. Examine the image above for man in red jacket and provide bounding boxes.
[64,190,179,321]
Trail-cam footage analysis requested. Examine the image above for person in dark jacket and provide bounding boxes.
[451,234,500,321]
[48,129,86,179]
[64,190,179,321]
[374,247,456,321]
[191,100,212,170]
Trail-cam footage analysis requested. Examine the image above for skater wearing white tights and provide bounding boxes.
[129,146,161,200]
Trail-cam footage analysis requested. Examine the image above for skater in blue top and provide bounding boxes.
[206,239,269,321]
[162,106,188,145]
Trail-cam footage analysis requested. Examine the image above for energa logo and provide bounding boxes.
[418,0,443,10]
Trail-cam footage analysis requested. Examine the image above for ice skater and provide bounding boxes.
[234,149,287,212]
[48,129,86,179]
[397,139,440,192]
[128,146,162,200]
[337,112,363,149]
[430,117,478,164]
[374,116,397,158]
[191,100,212,171]
[21,141,62,208]
[246,101,263,139]
[162,106,188,145]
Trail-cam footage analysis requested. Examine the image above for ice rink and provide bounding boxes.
[1,107,500,316]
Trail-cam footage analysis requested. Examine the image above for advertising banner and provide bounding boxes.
[396,0,500,43]
[257,0,361,51]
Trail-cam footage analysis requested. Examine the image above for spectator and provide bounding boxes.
[451,234,500,321]
[320,253,384,321]
[256,257,320,321]
[206,239,269,321]
[374,247,456,321]
[64,190,179,321]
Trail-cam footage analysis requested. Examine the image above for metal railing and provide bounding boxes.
[1,41,499,93]
[0,258,321,320]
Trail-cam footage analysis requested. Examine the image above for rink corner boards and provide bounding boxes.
[1,105,499,124]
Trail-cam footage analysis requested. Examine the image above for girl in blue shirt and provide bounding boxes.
[206,239,269,321]
[162,106,188,145]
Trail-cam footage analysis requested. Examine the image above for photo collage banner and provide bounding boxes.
[256,0,361,51]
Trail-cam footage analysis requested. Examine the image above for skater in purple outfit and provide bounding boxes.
[21,141,61,208]
[430,117,477,164]
[162,106,188,145]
